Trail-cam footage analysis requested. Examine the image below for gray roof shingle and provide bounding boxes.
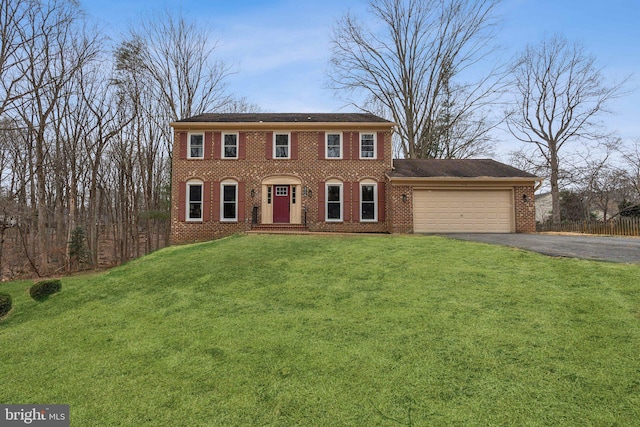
[390,159,538,179]
[175,113,393,123]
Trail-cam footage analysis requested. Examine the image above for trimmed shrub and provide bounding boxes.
[0,293,11,318]
[29,279,62,300]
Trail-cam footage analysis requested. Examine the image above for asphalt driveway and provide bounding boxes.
[443,233,640,264]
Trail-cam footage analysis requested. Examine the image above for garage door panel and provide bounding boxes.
[413,189,514,233]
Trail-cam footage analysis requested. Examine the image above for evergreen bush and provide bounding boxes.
[69,226,88,268]
[0,293,11,317]
[29,279,62,300]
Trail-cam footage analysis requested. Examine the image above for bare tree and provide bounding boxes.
[12,0,103,273]
[506,35,628,224]
[126,10,235,122]
[220,97,262,114]
[0,0,34,115]
[619,139,640,202]
[107,11,249,261]
[0,119,23,276]
[590,167,628,220]
[328,0,503,158]
[0,4,258,278]
[111,41,159,261]
[569,141,623,221]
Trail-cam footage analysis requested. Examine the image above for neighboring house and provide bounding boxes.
[535,192,552,223]
[535,191,620,222]
[170,113,539,244]
[591,200,620,221]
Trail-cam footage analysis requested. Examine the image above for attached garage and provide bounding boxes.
[388,159,541,234]
[413,189,514,233]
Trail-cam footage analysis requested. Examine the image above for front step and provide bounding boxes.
[249,224,309,234]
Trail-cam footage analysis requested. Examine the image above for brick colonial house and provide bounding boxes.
[170,113,539,244]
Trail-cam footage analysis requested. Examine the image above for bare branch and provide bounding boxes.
[328,0,504,159]
[126,10,236,121]
[506,34,630,223]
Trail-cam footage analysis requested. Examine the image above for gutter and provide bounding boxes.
[170,121,397,131]
[385,174,542,185]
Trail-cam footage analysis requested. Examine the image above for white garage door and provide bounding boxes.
[413,189,514,233]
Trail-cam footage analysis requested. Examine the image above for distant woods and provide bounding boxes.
[0,0,257,279]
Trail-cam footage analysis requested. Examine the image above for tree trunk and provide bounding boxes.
[66,179,77,272]
[550,149,561,224]
[34,131,49,273]
[55,172,65,269]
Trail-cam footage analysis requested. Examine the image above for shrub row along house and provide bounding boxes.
[170,113,539,243]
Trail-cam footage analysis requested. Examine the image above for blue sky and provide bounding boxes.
[82,0,640,156]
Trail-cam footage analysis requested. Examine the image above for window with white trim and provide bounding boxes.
[326,181,343,222]
[221,181,237,221]
[360,132,376,159]
[326,133,342,159]
[188,133,204,159]
[274,133,290,159]
[223,133,238,159]
[360,181,377,222]
[187,181,203,221]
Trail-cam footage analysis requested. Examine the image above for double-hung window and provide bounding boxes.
[360,133,376,159]
[188,133,204,159]
[187,181,203,221]
[360,182,377,222]
[223,133,238,159]
[326,133,342,159]
[326,182,343,222]
[274,133,290,159]
[221,181,238,221]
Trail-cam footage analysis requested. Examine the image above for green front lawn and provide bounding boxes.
[1,234,639,426]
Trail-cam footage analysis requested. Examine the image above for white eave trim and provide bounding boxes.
[170,121,396,131]
[386,174,542,185]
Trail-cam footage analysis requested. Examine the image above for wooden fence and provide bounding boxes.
[537,217,640,236]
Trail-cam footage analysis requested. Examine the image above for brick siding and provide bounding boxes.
[171,124,538,243]
[514,185,536,233]
[389,185,413,234]
[171,129,394,244]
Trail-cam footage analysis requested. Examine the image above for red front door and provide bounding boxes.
[273,185,290,223]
